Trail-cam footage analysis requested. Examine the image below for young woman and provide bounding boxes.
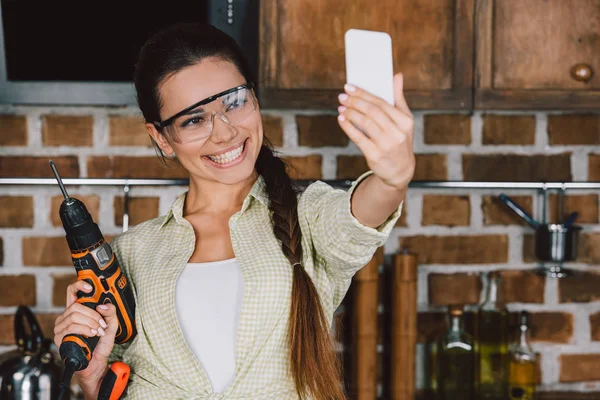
[53,22,415,399]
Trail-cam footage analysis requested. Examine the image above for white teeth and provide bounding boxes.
[207,141,245,164]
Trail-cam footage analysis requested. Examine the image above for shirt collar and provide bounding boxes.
[159,174,269,229]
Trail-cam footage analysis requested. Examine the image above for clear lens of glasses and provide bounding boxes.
[165,86,257,144]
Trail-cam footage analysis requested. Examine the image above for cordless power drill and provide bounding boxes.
[50,160,136,400]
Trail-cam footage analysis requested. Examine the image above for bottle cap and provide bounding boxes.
[449,305,464,316]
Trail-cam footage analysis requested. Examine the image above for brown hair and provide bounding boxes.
[133,22,345,399]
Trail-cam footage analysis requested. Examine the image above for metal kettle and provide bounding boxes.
[0,305,68,399]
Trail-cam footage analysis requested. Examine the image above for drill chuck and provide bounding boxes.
[59,198,103,250]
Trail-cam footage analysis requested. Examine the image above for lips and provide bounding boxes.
[202,138,249,167]
[206,138,247,158]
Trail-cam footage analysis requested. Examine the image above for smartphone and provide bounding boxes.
[344,29,395,105]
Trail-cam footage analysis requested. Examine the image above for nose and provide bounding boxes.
[209,111,237,142]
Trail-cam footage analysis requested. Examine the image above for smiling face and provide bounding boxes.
[146,58,263,186]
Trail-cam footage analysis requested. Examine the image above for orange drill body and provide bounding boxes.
[57,194,137,371]
[71,238,135,344]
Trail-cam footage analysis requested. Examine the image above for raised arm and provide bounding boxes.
[337,72,415,226]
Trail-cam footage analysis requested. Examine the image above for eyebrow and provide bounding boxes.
[181,106,206,116]
[181,93,239,117]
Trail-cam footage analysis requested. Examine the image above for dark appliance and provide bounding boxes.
[0,0,260,104]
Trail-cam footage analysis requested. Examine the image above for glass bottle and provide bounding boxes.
[474,271,509,400]
[509,311,537,400]
[436,305,475,400]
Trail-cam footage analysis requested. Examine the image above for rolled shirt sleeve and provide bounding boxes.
[300,170,403,284]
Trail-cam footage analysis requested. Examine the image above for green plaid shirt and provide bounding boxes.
[108,170,402,399]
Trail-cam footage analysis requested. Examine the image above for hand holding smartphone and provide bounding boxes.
[340,29,416,193]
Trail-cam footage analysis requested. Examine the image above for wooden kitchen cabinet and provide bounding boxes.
[258,0,475,110]
[475,0,600,109]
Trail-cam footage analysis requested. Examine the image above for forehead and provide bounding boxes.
[159,58,245,118]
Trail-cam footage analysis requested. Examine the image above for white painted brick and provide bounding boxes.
[412,112,425,150]
[447,150,463,180]
[536,112,549,150]
[471,112,483,146]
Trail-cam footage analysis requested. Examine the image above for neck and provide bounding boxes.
[185,170,259,215]
[451,315,462,332]
[520,326,529,347]
[487,279,498,303]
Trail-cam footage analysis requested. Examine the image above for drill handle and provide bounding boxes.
[97,361,130,400]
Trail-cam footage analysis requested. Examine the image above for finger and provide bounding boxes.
[338,106,385,147]
[70,303,107,328]
[393,73,411,116]
[344,82,392,108]
[391,77,415,138]
[55,304,106,335]
[337,114,379,158]
[56,323,101,342]
[339,94,396,135]
[92,304,119,362]
[54,312,103,336]
[66,280,94,308]
[54,323,103,345]
[96,304,119,334]
[345,80,413,133]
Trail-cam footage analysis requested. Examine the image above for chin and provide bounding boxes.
[214,165,257,185]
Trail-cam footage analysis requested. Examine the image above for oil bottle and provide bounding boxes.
[436,305,475,400]
[509,311,537,400]
[474,271,509,400]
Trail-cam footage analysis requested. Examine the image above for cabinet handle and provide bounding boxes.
[570,63,594,83]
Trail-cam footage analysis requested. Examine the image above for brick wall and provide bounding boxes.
[1,106,599,394]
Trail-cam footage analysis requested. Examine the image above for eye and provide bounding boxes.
[180,115,205,128]
[226,99,244,111]
[223,89,249,111]
[225,96,247,112]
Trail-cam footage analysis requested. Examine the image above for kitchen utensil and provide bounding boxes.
[563,211,579,229]
[0,305,67,399]
[535,223,582,262]
[498,194,539,229]
[498,194,581,262]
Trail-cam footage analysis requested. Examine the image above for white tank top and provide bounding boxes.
[175,258,244,393]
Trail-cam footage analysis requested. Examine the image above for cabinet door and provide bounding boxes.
[475,0,600,109]
[259,0,474,110]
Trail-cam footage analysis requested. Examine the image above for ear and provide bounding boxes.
[146,123,174,156]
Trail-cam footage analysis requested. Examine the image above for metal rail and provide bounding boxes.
[2,176,597,277]
[2,178,600,190]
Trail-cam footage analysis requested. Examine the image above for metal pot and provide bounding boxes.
[535,223,582,262]
[0,305,68,399]
[498,194,582,262]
